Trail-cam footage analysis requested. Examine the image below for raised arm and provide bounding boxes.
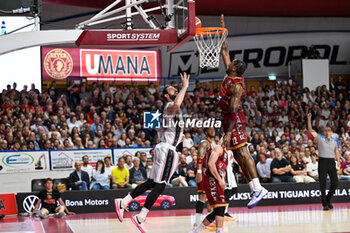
[167,72,190,115]
[220,14,231,70]
[196,140,209,183]
[307,113,317,138]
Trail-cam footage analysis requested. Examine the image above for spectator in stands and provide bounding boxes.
[114,122,125,140]
[68,161,90,190]
[145,158,153,178]
[81,155,93,178]
[33,178,74,218]
[186,155,197,187]
[129,157,147,189]
[111,157,131,189]
[104,156,115,175]
[90,160,110,190]
[91,116,104,133]
[193,128,205,146]
[271,149,295,183]
[290,154,315,183]
[256,152,272,183]
[340,151,350,180]
[140,152,147,168]
[124,155,134,170]
[170,155,188,187]
[307,153,319,181]
[183,132,194,149]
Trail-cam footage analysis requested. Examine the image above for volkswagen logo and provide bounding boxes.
[23,195,40,213]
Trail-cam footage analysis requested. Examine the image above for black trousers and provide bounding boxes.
[318,157,338,206]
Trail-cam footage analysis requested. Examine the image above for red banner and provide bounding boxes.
[41,47,161,82]
[0,193,17,216]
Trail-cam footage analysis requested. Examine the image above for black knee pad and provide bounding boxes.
[213,206,225,217]
[205,211,216,223]
[196,200,205,213]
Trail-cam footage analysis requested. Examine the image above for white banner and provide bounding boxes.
[113,147,153,162]
[50,149,113,170]
[0,151,49,174]
[162,32,350,78]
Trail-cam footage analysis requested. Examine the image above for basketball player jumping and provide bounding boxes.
[190,144,229,233]
[114,72,189,233]
[219,14,268,209]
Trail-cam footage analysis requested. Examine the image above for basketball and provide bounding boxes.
[184,17,202,28]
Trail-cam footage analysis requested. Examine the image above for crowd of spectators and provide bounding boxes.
[1,76,350,185]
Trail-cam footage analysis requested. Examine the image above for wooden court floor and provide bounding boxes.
[1,203,350,233]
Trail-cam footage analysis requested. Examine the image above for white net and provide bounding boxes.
[194,28,228,68]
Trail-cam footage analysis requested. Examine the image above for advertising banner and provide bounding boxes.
[16,181,350,214]
[50,149,112,170]
[41,47,161,82]
[163,32,350,78]
[0,151,49,174]
[0,193,17,215]
[113,147,153,161]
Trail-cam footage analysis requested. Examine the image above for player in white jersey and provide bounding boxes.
[114,72,190,233]
[223,150,238,220]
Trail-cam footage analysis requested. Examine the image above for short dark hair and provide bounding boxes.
[45,178,53,184]
[232,59,247,77]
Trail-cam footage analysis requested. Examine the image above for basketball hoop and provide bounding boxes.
[194,27,228,68]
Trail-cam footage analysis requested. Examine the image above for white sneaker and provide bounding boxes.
[38,211,48,219]
[131,214,146,233]
[114,199,125,222]
[54,212,65,218]
[247,187,268,209]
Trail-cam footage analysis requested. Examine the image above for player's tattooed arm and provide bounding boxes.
[230,84,244,114]
[196,140,208,182]
[220,14,231,70]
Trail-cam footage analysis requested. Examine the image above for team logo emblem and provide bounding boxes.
[44,48,73,80]
[143,110,161,129]
[23,195,40,213]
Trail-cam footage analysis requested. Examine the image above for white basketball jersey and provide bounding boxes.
[225,150,238,189]
[157,102,184,147]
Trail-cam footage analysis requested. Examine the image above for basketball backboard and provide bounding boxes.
[75,0,196,52]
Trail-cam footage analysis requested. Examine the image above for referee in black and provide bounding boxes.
[307,113,339,210]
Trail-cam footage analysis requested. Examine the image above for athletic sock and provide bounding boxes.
[248,180,254,192]
[195,223,205,232]
[195,213,202,224]
[216,227,223,233]
[252,178,262,191]
[122,194,133,208]
[139,207,149,220]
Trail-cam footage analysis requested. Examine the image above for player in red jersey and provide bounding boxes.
[193,127,215,227]
[189,144,228,233]
[219,14,268,209]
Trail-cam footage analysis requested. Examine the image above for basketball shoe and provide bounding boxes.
[247,187,268,209]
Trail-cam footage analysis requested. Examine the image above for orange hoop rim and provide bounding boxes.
[195,27,228,36]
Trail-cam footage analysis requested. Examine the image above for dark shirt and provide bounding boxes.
[68,170,90,190]
[271,158,290,177]
[129,167,147,184]
[291,163,304,171]
[37,189,60,209]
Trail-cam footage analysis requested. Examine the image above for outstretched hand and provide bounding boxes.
[307,112,312,120]
[180,72,190,89]
[220,14,225,28]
